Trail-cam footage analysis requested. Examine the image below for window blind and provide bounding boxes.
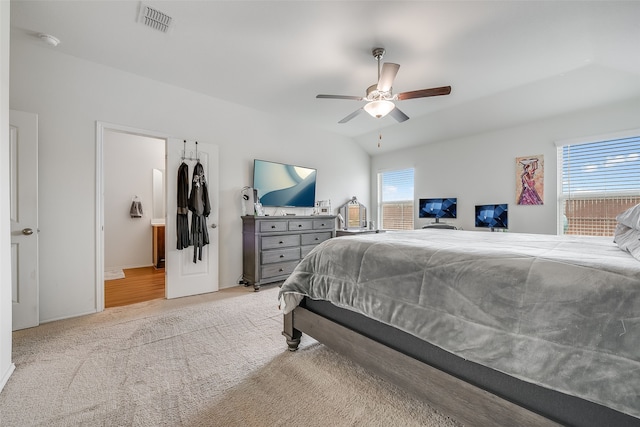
[559,135,640,236]
[379,168,414,230]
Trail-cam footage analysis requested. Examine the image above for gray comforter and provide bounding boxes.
[278,229,640,419]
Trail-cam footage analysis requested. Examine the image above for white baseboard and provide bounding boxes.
[105,263,154,271]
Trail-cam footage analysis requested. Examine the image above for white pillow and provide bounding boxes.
[614,223,640,261]
[616,203,640,231]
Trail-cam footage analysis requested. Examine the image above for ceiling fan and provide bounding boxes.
[317,47,451,124]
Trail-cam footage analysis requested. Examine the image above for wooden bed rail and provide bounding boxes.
[284,306,561,427]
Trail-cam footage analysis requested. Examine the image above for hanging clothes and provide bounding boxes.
[129,196,143,218]
[176,162,191,250]
[188,161,211,263]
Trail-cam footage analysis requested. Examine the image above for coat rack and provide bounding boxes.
[181,140,200,162]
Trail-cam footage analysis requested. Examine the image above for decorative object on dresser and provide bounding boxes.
[242,215,336,291]
[337,196,367,230]
[314,199,331,215]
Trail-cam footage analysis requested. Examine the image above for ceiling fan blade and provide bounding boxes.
[317,94,363,101]
[377,63,400,92]
[338,108,364,123]
[389,106,409,123]
[396,85,451,101]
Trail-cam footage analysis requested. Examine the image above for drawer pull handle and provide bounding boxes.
[279,268,284,272]
[298,224,302,227]
[280,254,285,258]
[315,237,319,241]
[271,225,276,229]
[279,241,284,244]
[321,223,325,226]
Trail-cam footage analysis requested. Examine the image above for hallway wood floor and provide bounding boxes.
[105,266,165,308]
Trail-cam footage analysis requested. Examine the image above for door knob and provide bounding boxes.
[22,228,34,235]
[210,224,217,229]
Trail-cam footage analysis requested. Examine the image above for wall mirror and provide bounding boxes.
[338,196,367,230]
[152,168,165,223]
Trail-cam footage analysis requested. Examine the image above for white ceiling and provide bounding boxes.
[10,1,640,155]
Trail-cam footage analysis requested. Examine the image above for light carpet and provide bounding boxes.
[1,285,461,427]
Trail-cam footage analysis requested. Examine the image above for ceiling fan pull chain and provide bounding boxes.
[378,133,382,148]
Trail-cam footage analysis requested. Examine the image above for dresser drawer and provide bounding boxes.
[259,221,288,233]
[262,247,300,264]
[313,219,334,230]
[301,232,332,246]
[261,234,300,250]
[288,220,313,231]
[262,260,299,279]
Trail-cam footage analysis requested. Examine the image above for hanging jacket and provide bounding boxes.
[130,197,143,218]
[176,162,191,250]
[188,161,210,263]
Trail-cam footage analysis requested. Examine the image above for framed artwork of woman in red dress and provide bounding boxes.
[516,155,544,205]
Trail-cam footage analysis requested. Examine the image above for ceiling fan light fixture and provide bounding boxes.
[317,48,451,124]
[364,100,395,118]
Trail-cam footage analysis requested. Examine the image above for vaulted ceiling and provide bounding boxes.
[10,1,640,154]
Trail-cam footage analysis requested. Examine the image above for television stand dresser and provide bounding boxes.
[242,215,336,291]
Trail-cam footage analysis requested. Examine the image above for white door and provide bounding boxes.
[165,139,219,298]
[10,110,39,330]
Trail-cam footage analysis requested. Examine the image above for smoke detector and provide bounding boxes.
[38,33,60,47]
[138,3,173,33]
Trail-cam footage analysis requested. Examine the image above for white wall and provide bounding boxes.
[104,131,165,270]
[0,0,15,392]
[10,38,370,322]
[371,97,640,234]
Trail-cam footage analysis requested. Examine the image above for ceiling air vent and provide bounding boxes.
[138,3,173,33]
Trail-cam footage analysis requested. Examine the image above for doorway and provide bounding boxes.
[99,124,167,309]
[96,124,220,312]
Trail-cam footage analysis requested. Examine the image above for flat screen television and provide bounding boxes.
[419,198,457,223]
[253,159,317,208]
[475,203,508,229]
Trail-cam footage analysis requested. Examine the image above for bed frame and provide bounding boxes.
[283,297,639,427]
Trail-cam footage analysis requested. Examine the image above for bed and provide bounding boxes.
[278,225,640,427]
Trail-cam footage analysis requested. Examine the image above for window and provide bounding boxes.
[378,168,414,230]
[558,133,640,236]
